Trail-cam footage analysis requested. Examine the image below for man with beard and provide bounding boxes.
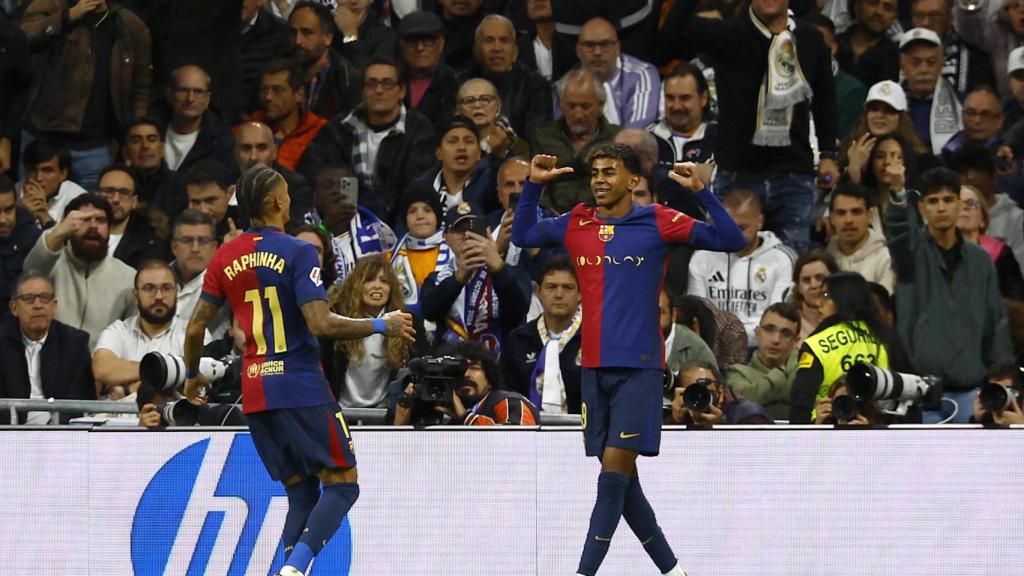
[234,121,314,224]
[289,1,362,121]
[835,0,901,88]
[24,194,136,349]
[95,164,172,270]
[92,260,186,399]
[393,340,539,425]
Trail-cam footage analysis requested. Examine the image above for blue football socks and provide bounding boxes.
[577,471,630,576]
[281,477,320,555]
[284,482,360,573]
[622,474,678,573]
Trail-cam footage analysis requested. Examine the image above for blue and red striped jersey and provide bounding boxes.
[200,227,334,413]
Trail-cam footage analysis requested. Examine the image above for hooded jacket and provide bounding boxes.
[686,230,795,342]
[826,227,895,294]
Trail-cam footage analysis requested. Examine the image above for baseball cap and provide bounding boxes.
[899,27,942,51]
[444,201,484,230]
[1009,46,1024,75]
[865,80,908,112]
[398,11,443,38]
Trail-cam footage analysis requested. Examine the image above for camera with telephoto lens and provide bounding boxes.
[979,383,1021,413]
[847,362,942,417]
[682,378,718,412]
[829,394,860,423]
[154,398,246,427]
[139,351,233,392]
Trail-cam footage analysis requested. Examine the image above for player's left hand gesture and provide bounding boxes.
[382,309,417,342]
[668,162,705,193]
[184,374,210,406]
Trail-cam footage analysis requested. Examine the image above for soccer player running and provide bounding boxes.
[512,145,744,576]
[182,165,415,576]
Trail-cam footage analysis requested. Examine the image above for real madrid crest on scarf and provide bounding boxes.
[598,225,615,242]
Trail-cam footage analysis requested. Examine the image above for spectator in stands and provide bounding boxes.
[503,255,582,414]
[0,8,30,176]
[414,115,496,216]
[0,174,40,312]
[95,164,171,269]
[528,69,620,213]
[465,14,552,138]
[158,64,237,176]
[330,0,396,70]
[1004,47,1024,127]
[420,201,531,355]
[488,156,530,229]
[516,0,556,81]
[808,13,867,140]
[394,340,539,425]
[326,254,422,407]
[241,0,292,114]
[957,184,1024,299]
[289,1,362,121]
[16,140,86,230]
[953,0,1024,97]
[826,181,895,293]
[885,167,1013,422]
[24,194,136,349]
[122,116,182,224]
[563,17,660,130]
[234,121,314,224]
[291,222,338,287]
[19,0,151,190]
[687,189,794,343]
[92,260,185,399]
[391,182,449,317]
[309,163,396,285]
[900,28,963,155]
[251,59,327,173]
[437,0,486,72]
[615,128,704,219]
[727,303,800,421]
[301,56,436,223]
[170,209,229,338]
[674,294,749,370]
[398,10,459,137]
[184,159,246,243]
[971,360,1024,424]
[664,289,718,379]
[0,270,94,424]
[858,134,920,220]
[667,360,773,425]
[456,78,529,162]
[660,0,839,253]
[632,177,655,206]
[649,63,717,169]
[835,0,901,88]
[487,155,554,277]
[911,0,996,95]
[942,86,1006,161]
[790,250,840,346]
[790,271,908,424]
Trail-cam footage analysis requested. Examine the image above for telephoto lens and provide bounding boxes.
[979,383,1020,413]
[830,395,859,422]
[682,382,717,412]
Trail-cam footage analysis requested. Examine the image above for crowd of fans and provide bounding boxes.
[2,0,1024,427]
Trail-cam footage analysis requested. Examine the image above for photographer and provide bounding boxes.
[814,375,885,426]
[971,361,1024,425]
[136,379,246,428]
[666,361,773,426]
[392,341,539,426]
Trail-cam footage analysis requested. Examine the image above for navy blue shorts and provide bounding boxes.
[581,367,664,458]
[247,403,357,482]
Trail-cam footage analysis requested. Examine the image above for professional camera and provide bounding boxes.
[155,398,247,427]
[847,362,942,417]
[979,383,1021,413]
[405,355,469,404]
[139,351,235,392]
[682,378,718,413]
[829,394,860,422]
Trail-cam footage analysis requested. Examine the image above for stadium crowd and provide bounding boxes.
[3,0,1024,427]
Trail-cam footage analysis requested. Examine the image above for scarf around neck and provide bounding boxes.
[750,8,813,147]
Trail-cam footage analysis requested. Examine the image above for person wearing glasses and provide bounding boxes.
[0,270,95,424]
[170,209,230,339]
[456,78,529,162]
[941,86,1006,163]
[956,184,1024,299]
[92,260,186,399]
[726,303,802,422]
[788,271,911,424]
[95,164,171,270]
[156,64,237,177]
[397,11,460,137]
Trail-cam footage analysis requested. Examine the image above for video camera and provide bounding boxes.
[846,362,942,418]
[396,355,469,426]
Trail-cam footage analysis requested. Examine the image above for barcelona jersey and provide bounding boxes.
[200,226,334,413]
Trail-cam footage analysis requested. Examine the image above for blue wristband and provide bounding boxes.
[371,318,387,334]
[185,368,199,379]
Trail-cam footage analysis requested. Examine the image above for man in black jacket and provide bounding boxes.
[660,0,838,253]
[289,1,363,121]
[0,8,31,176]
[121,116,183,226]
[241,0,292,114]
[96,164,172,270]
[0,271,95,424]
[156,64,238,177]
[0,174,40,312]
[398,11,461,137]
[330,0,397,70]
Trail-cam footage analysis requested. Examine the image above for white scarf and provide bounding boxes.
[751,8,813,147]
[390,230,451,314]
[531,308,582,413]
[928,76,963,155]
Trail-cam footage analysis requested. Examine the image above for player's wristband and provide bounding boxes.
[185,368,199,380]
[371,318,387,334]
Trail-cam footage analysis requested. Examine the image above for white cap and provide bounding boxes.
[865,80,908,112]
[1009,46,1024,75]
[899,27,942,51]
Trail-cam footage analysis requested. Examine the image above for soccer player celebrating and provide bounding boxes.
[181,165,415,576]
[511,145,744,576]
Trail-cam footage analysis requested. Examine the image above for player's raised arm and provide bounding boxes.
[667,162,746,252]
[300,299,416,342]
[510,154,574,248]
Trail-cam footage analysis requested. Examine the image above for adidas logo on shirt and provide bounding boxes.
[709,271,726,283]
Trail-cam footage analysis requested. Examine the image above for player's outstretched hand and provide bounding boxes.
[383,310,416,342]
[529,154,574,184]
[667,162,705,193]
[184,375,210,406]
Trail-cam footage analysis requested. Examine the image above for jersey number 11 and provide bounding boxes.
[244,287,288,355]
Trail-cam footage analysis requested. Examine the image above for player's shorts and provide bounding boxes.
[581,367,663,458]
[247,402,357,482]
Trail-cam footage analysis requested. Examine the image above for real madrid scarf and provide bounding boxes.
[927,76,963,155]
[529,307,583,413]
[750,8,813,147]
[390,230,452,316]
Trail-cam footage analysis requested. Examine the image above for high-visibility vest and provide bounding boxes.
[800,321,890,405]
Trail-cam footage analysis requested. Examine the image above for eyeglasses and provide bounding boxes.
[963,108,1002,121]
[15,292,55,304]
[172,87,210,97]
[364,78,399,90]
[578,39,617,51]
[963,198,982,210]
[138,283,177,296]
[96,186,136,198]
[459,95,498,107]
[758,324,796,340]
[173,236,215,247]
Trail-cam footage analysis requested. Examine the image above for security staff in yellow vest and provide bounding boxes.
[789,272,910,423]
